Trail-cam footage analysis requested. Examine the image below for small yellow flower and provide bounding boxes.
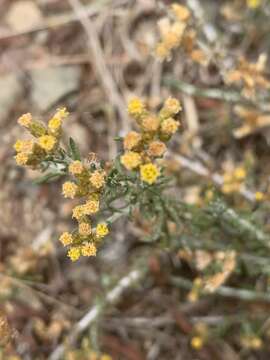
[83,200,99,215]
[67,247,81,261]
[140,163,160,185]
[100,355,112,360]
[78,222,92,236]
[164,97,182,115]
[128,98,145,118]
[55,107,69,120]
[72,205,85,220]
[59,232,73,246]
[81,243,97,257]
[191,336,204,350]
[120,151,142,170]
[62,181,78,199]
[148,141,167,157]
[90,170,106,189]
[142,115,160,132]
[69,160,84,175]
[161,117,179,135]
[233,167,246,180]
[15,152,28,165]
[18,113,32,127]
[171,4,191,21]
[255,191,264,201]
[250,336,262,349]
[123,131,142,150]
[38,135,57,152]
[14,139,35,153]
[48,117,62,132]
[96,223,109,238]
[247,0,261,9]
[155,42,170,59]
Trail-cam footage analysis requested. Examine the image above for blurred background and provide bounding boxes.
[1,0,270,359]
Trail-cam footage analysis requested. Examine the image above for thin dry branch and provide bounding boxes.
[68,0,130,133]
[48,266,147,360]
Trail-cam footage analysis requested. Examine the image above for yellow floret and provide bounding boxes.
[171,4,191,21]
[96,223,109,238]
[247,0,261,8]
[62,181,78,199]
[38,135,56,152]
[164,97,182,114]
[83,200,99,215]
[161,117,179,135]
[69,160,84,175]
[120,151,142,170]
[148,141,167,157]
[59,232,73,246]
[123,131,142,150]
[15,152,28,166]
[233,167,246,180]
[48,117,62,132]
[18,113,32,127]
[100,355,112,360]
[72,205,85,220]
[67,247,81,261]
[128,98,145,118]
[140,163,160,185]
[155,42,170,60]
[142,115,160,132]
[191,336,204,350]
[55,107,69,119]
[78,222,92,236]
[81,243,97,257]
[255,191,264,201]
[90,170,106,189]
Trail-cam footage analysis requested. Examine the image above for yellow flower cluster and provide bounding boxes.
[246,0,261,9]
[155,3,207,65]
[121,97,182,184]
[60,158,109,261]
[14,108,68,167]
[225,55,270,99]
[222,166,247,194]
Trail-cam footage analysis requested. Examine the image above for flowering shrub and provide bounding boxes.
[14,97,181,261]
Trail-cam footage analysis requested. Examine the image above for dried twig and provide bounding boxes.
[68,0,130,132]
[49,266,147,360]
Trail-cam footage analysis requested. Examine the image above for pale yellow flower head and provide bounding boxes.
[69,160,84,175]
[68,247,81,261]
[62,181,78,199]
[148,141,167,157]
[14,139,34,154]
[128,98,145,118]
[15,152,28,166]
[191,336,204,350]
[140,163,160,185]
[83,200,99,215]
[59,232,73,246]
[18,113,32,128]
[123,131,142,150]
[247,0,261,9]
[38,135,57,152]
[171,4,191,21]
[161,117,179,135]
[142,115,160,132]
[72,205,85,220]
[81,243,97,257]
[78,222,92,236]
[120,151,142,170]
[48,117,62,132]
[233,167,246,181]
[96,223,109,238]
[164,97,182,115]
[90,170,106,189]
